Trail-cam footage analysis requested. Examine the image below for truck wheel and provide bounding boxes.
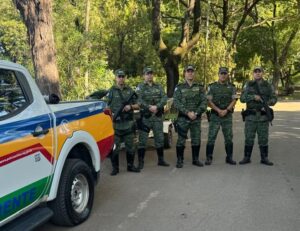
[49,159,94,226]
[164,127,172,149]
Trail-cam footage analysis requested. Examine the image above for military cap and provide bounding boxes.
[218,67,229,74]
[253,66,263,72]
[184,65,195,71]
[115,69,125,76]
[143,67,153,74]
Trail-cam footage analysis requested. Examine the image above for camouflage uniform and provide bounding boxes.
[173,78,207,168]
[136,67,169,168]
[107,83,140,175]
[239,67,277,165]
[205,81,237,165]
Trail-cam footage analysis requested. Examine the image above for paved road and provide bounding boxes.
[41,104,300,231]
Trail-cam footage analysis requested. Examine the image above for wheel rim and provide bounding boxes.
[71,173,89,213]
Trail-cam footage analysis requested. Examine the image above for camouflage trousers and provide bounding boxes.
[244,119,269,146]
[138,116,164,149]
[112,125,135,158]
[207,114,233,146]
[176,117,201,147]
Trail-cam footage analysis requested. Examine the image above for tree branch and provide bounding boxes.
[179,0,188,8]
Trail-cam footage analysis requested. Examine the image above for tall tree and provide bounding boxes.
[151,0,202,97]
[13,0,61,97]
[208,0,261,64]
[270,0,300,92]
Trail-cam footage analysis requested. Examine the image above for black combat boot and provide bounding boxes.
[192,145,204,167]
[138,148,145,169]
[110,153,119,176]
[260,146,273,166]
[157,147,170,166]
[126,152,140,173]
[225,143,236,165]
[239,145,253,165]
[205,144,214,165]
[176,146,185,168]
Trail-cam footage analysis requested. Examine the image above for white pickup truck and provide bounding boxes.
[0,61,114,230]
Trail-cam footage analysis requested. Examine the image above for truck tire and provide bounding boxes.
[49,159,94,226]
[164,126,172,149]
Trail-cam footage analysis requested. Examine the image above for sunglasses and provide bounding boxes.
[254,70,262,73]
[220,72,228,75]
[186,69,194,73]
[146,71,153,75]
[117,75,125,78]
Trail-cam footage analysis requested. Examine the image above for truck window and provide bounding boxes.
[0,69,27,118]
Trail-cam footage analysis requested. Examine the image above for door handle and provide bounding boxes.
[32,126,49,137]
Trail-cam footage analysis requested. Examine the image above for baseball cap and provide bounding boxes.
[115,69,125,76]
[184,65,195,71]
[253,66,263,72]
[218,67,228,74]
[143,67,153,74]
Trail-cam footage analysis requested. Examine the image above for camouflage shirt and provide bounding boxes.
[173,81,207,115]
[240,79,277,110]
[107,85,136,121]
[136,82,167,115]
[207,81,237,109]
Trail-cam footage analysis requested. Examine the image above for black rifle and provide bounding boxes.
[113,92,137,122]
[136,117,150,133]
[206,110,211,122]
[151,99,164,117]
[254,82,274,125]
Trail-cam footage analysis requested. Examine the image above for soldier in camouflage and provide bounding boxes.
[205,67,238,165]
[107,69,140,175]
[239,66,277,166]
[136,67,169,169]
[173,65,207,168]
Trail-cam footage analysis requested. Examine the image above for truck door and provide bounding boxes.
[0,68,54,223]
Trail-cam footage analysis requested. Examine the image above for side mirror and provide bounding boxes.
[43,93,60,104]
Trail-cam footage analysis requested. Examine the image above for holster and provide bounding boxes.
[136,117,150,133]
[173,119,188,139]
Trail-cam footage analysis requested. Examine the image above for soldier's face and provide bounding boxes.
[144,72,154,83]
[184,69,194,81]
[253,69,263,80]
[116,75,126,85]
[218,72,228,83]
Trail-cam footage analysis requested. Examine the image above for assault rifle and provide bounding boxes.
[254,82,274,125]
[113,92,137,122]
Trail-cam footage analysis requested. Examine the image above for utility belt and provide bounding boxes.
[142,110,163,119]
[245,109,268,116]
[178,112,201,120]
[211,109,233,116]
[241,108,273,121]
[114,118,133,123]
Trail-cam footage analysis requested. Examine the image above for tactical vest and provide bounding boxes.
[108,86,134,121]
[245,80,272,110]
[178,82,205,112]
[209,82,234,109]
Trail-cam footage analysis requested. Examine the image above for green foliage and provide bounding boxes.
[0,0,33,72]
[1,0,299,99]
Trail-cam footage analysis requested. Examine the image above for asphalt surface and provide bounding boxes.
[40,103,300,231]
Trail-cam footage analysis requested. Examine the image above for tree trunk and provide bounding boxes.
[14,0,61,98]
[163,58,179,97]
[151,0,202,96]
[84,0,91,97]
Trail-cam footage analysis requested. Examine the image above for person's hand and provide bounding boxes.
[187,111,197,120]
[123,105,132,112]
[218,109,227,117]
[254,95,262,101]
[149,105,158,114]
